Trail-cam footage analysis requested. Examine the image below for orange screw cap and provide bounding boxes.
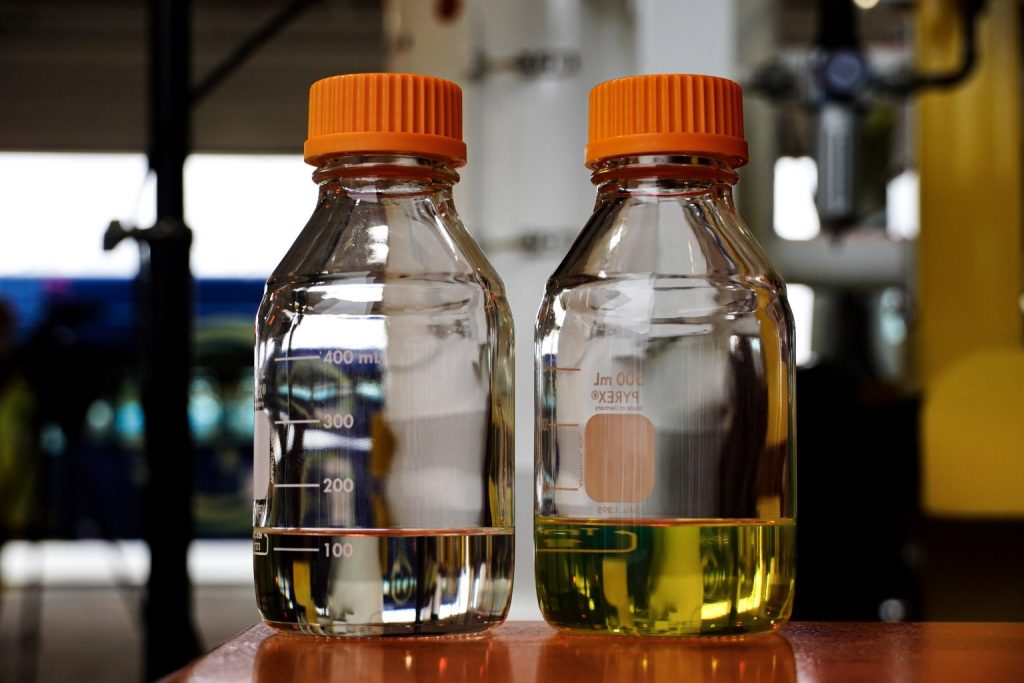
[586,74,748,169]
[304,73,466,167]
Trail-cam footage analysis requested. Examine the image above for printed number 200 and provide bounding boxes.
[322,477,354,494]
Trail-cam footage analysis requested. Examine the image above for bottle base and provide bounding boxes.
[539,617,791,638]
[254,527,513,638]
[535,518,795,637]
[260,617,506,638]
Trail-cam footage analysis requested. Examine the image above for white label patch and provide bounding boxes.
[253,412,270,500]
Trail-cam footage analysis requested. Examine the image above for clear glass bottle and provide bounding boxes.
[535,74,795,636]
[253,74,514,636]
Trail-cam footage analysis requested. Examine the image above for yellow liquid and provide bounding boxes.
[535,518,795,636]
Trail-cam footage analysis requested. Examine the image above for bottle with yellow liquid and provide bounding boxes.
[535,74,795,636]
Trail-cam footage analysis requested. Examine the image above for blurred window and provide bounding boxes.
[886,169,919,240]
[773,156,820,241]
[0,152,315,278]
[0,153,148,277]
[788,283,815,366]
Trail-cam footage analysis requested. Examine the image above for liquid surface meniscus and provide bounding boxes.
[535,518,794,636]
[254,527,513,636]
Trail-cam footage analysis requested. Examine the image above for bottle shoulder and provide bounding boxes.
[551,191,784,290]
[266,192,506,296]
[539,272,790,323]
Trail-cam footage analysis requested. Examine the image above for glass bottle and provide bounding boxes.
[535,74,795,636]
[253,73,514,636]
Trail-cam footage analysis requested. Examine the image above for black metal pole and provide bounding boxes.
[142,0,200,679]
[191,0,322,105]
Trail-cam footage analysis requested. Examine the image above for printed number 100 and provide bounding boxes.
[324,542,354,558]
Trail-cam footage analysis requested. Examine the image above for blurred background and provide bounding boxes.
[0,0,1022,680]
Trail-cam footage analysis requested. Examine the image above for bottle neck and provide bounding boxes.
[590,155,738,201]
[313,154,459,199]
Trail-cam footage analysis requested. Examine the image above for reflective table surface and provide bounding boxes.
[162,621,1024,683]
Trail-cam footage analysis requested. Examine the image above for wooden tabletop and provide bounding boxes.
[162,621,1024,683]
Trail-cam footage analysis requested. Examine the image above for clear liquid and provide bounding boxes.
[254,527,514,636]
[535,518,794,636]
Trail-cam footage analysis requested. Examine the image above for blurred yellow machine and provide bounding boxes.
[917,0,1024,517]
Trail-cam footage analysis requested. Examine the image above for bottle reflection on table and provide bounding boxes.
[254,630,511,682]
[537,631,796,683]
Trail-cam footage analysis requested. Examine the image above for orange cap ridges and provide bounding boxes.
[586,74,748,168]
[304,73,467,166]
